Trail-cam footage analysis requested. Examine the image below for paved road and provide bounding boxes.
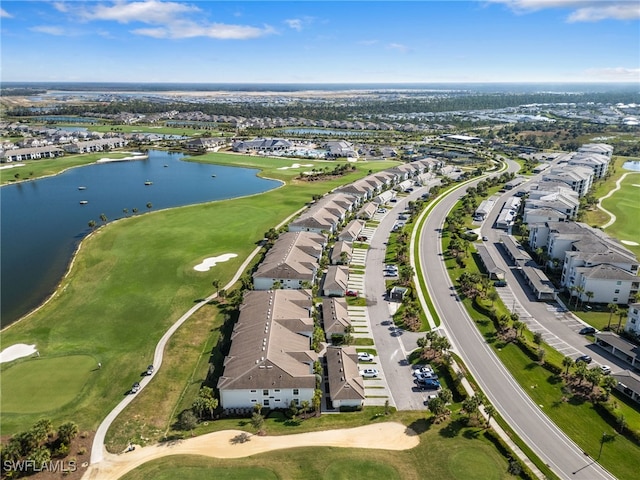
[479,173,631,375]
[363,180,445,410]
[418,165,615,480]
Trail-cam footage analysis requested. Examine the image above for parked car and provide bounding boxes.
[377,208,387,214]
[356,235,368,242]
[579,326,596,335]
[360,368,379,378]
[415,371,439,381]
[494,280,507,287]
[131,382,141,394]
[390,198,397,203]
[384,270,397,277]
[384,264,398,272]
[416,378,441,390]
[413,365,434,376]
[346,289,359,297]
[146,364,154,376]
[358,352,374,362]
[600,365,612,375]
[398,215,408,220]
[576,355,592,364]
[482,236,489,241]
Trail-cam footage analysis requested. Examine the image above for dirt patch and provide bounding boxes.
[83,422,418,480]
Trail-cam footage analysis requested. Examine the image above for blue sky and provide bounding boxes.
[1,1,639,83]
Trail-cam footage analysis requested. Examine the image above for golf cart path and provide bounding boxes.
[597,171,638,229]
[83,422,418,480]
[90,205,308,465]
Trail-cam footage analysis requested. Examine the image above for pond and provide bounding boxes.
[622,161,640,172]
[0,150,281,327]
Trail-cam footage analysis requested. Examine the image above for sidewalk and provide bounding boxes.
[451,358,546,480]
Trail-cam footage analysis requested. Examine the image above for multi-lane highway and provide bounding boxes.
[417,164,615,480]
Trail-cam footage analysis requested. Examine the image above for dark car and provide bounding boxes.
[416,378,441,390]
[576,355,592,364]
[579,326,596,335]
[494,280,507,287]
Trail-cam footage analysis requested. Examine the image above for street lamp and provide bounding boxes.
[597,432,606,460]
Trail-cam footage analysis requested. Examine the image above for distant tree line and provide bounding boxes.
[7,91,639,121]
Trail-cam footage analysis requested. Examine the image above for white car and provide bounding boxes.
[358,352,374,362]
[413,366,434,376]
[600,365,612,375]
[360,368,379,378]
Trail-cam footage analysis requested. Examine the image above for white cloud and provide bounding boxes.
[584,67,640,80]
[53,2,70,13]
[285,18,303,31]
[73,0,275,40]
[30,25,67,36]
[387,43,410,53]
[485,0,640,21]
[284,16,315,31]
[1,7,12,18]
[80,0,200,24]
[133,21,275,39]
[358,39,379,46]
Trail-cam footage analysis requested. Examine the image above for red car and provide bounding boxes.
[346,290,359,297]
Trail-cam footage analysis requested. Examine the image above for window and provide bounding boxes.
[250,390,257,393]
[615,289,620,294]
[264,399,270,406]
[263,389,269,396]
[274,389,280,392]
[617,281,622,285]
[293,389,299,395]
[613,298,618,302]
[275,399,281,402]
[251,399,257,403]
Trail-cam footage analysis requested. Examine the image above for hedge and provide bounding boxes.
[483,429,538,480]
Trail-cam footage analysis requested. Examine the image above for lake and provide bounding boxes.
[0,150,281,327]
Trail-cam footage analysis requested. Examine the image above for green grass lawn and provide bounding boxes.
[600,172,640,257]
[0,355,97,414]
[0,154,398,436]
[119,412,511,480]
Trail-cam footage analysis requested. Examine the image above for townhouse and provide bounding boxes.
[253,231,327,290]
[217,289,317,411]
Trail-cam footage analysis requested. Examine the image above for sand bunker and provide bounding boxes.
[0,163,26,170]
[277,163,314,170]
[85,422,418,480]
[194,254,238,272]
[621,240,640,246]
[0,344,37,363]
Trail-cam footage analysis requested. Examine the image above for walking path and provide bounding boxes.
[83,422,418,480]
[90,206,308,465]
[597,171,638,229]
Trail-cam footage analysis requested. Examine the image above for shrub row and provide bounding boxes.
[483,429,538,480]
[592,401,640,446]
[445,363,468,402]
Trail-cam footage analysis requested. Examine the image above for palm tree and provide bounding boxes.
[585,291,594,305]
[575,286,585,308]
[211,279,220,296]
[122,208,129,216]
[132,207,139,214]
[484,404,496,428]
[99,213,108,224]
[88,220,97,231]
[606,303,619,330]
[562,356,574,375]
[146,202,153,211]
[57,421,79,445]
[616,309,627,333]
